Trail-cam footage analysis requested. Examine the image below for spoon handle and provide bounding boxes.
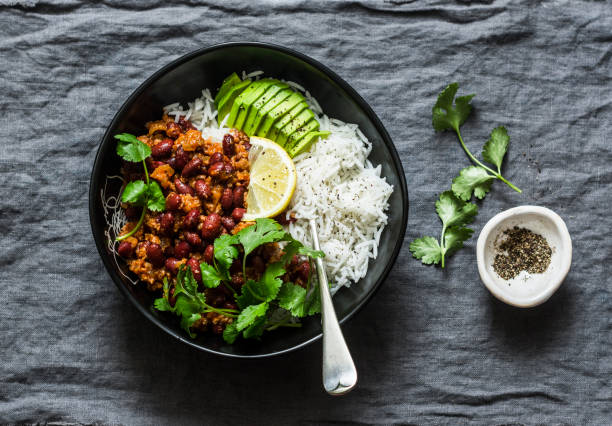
[309,219,358,395]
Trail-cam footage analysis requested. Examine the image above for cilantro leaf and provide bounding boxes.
[222,321,239,344]
[236,280,264,310]
[277,282,307,317]
[482,126,510,172]
[200,262,223,288]
[236,302,268,331]
[213,234,239,271]
[115,133,151,163]
[436,191,478,228]
[121,180,147,206]
[236,218,289,256]
[242,316,267,339]
[297,245,324,259]
[409,236,442,265]
[451,166,494,201]
[306,285,321,316]
[153,297,173,312]
[444,226,473,256]
[257,262,285,301]
[432,82,474,133]
[146,182,166,212]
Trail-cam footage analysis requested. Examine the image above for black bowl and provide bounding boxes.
[89,42,408,358]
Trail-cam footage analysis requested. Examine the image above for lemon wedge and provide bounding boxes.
[243,136,297,221]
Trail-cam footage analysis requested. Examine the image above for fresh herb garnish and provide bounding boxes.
[433,83,521,200]
[153,218,325,343]
[114,133,165,241]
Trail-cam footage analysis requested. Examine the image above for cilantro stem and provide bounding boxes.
[455,129,521,194]
[205,306,238,317]
[222,281,237,297]
[440,224,447,268]
[116,159,151,242]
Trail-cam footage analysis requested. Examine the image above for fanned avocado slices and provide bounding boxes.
[287,131,331,157]
[217,79,251,125]
[257,92,304,138]
[243,82,289,136]
[269,102,308,142]
[214,72,241,105]
[284,119,320,152]
[276,109,315,147]
[228,80,276,129]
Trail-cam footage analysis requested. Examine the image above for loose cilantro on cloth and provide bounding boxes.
[114,133,165,241]
[153,218,324,343]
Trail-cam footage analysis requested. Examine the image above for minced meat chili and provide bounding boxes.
[115,115,310,336]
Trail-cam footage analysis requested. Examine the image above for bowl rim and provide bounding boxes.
[476,205,572,308]
[89,41,409,358]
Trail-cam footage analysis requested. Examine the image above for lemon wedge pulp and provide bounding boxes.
[243,136,297,221]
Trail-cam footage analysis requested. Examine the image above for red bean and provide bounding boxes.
[150,160,165,170]
[165,193,181,210]
[223,134,235,156]
[159,212,174,234]
[223,301,238,310]
[178,117,196,131]
[231,273,245,287]
[209,152,223,165]
[207,162,225,177]
[166,121,181,138]
[187,257,202,283]
[183,209,200,229]
[146,243,165,267]
[233,186,245,208]
[194,179,211,200]
[184,231,202,247]
[173,146,190,171]
[117,241,135,258]
[152,138,173,159]
[297,261,310,281]
[203,244,214,265]
[221,188,233,211]
[201,213,221,240]
[174,241,191,258]
[221,216,235,231]
[231,207,245,222]
[174,178,194,195]
[182,157,202,178]
[165,257,180,275]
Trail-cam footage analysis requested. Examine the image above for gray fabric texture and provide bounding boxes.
[1,0,611,424]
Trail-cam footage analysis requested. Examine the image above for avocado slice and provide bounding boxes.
[287,131,330,157]
[248,88,292,137]
[276,109,315,147]
[217,79,251,125]
[284,119,320,152]
[268,102,308,142]
[257,92,305,138]
[214,72,241,105]
[242,82,289,136]
[230,79,276,130]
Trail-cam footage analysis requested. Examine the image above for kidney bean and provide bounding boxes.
[231,207,245,222]
[159,212,174,234]
[165,193,181,210]
[187,257,202,283]
[152,138,173,159]
[223,301,238,311]
[166,121,181,138]
[174,178,194,195]
[182,157,202,178]
[183,209,200,229]
[150,160,166,170]
[174,241,191,259]
[124,205,140,219]
[297,261,311,281]
[203,244,214,265]
[165,257,180,275]
[117,241,135,258]
[172,146,190,172]
[211,324,224,335]
[208,162,232,180]
[194,179,211,200]
[201,213,221,240]
[221,216,235,231]
[221,188,233,211]
[164,245,175,257]
[184,231,202,247]
[233,186,245,208]
[231,273,245,287]
[146,243,165,267]
[209,152,223,165]
[178,116,196,131]
[223,134,235,156]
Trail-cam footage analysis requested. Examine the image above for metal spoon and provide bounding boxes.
[309,218,358,395]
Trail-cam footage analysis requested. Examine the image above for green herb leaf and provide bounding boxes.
[257,262,285,301]
[236,280,264,310]
[306,285,321,316]
[153,297,173,312]
[213,234,239,271]
[297,245,325,259]
[121,180,147,206]
[482,126,510,172]
[432,83,474,133]
[451,166,494,201]
[277,282,307,317]
[146,182,166,212]
[236,218,289,256]
[115,133,152,163]
[435,190,478,228]
[222,321,239,344]
[200,262,223,288]
[242,316,267,339]
[444,226,474,256]
[409,236,442,265]
[236,302,268,331]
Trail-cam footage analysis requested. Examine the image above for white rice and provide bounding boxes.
[160,74,393,290]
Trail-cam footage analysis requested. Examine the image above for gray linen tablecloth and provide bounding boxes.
[1,0,611,424]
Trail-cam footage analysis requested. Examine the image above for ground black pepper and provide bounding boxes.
[493,227,552,280]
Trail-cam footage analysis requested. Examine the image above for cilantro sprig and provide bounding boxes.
[114,133,166,241]
[433,83,521,200]
[153,218,325,343]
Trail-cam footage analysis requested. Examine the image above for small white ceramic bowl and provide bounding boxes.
[476,206,572,308]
